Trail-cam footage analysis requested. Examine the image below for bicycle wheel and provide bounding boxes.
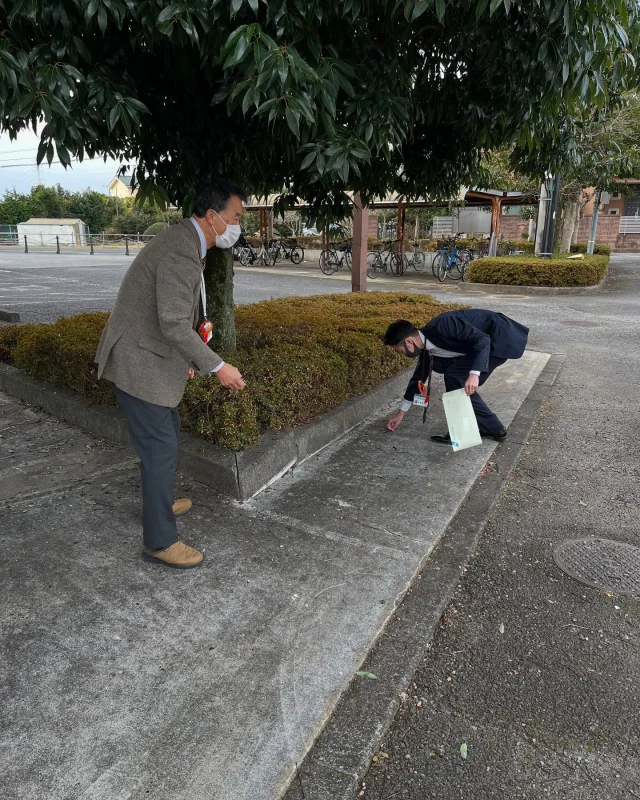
[436,255,449,282]
[432,251,446,279]
[290,246,304,265]
[412,251,426,272]
[445,255,464,280]
[320,249,339,275]
[259,247,272,267]
[238,246,252,266]
[366,253,384,279]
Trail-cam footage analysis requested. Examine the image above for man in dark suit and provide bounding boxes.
[383,309,529,443]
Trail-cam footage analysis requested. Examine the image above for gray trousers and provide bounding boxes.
[115,388,179,550]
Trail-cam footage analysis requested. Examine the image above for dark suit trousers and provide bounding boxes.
[436,355,507,434]
[115,388,179,550]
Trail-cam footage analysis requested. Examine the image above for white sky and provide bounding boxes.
[0,129,125,196]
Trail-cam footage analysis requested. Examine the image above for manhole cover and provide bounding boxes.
[559,320,600,327]
[553,538,640,595]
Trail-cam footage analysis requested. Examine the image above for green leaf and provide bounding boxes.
[356,671,378,680]
[411,0,429,21]
[157,3,180,24]
[108,104,121,131]
[489,0,502,15]
[435,0,445,23]
[475,0,489,20]
[231,0,244,14]
[97,4,107,33]
[460,743,468,760]
[300,149,316,169]
[285,105,300,137]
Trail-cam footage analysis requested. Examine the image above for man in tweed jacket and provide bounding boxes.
[96,180,246,569]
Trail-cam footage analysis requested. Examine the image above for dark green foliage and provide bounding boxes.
[1,1,638,224]
[467,255,609,287]
[570,243,612,257]
[0,294,464,450]
[143,222,168,236]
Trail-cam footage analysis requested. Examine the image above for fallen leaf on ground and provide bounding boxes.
[460,742,468,760]
[356,671,378,680]
[499,622,505,634]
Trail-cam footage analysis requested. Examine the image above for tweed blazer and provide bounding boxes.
[95,219,222,407]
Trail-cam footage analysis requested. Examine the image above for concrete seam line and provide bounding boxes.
[281,353,566,800]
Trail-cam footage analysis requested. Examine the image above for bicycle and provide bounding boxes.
[366,239,404,279]
[238,235,272,266]
[319,239,352,275]
[432,239,472,282]
[269,238,305,265]
[403,241,427,273]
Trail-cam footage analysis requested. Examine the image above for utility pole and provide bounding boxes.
[537,173,560,258]
[587,189,601,255]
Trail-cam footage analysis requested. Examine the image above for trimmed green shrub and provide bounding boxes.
[143,221,168,236]
[466,254,608,287]
[11,312,115,404]
[0,293,464,450]
[570,242,612,257]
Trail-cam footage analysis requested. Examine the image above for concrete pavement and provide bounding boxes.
[0,346,548,799]
[361,253,640,799]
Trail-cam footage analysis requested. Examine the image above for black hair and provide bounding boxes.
[383,319,418,346]
[193,179,247,216]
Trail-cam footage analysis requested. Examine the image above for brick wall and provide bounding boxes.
[577,215,640,252]
[368,214,379,238]
[499,216,529,241]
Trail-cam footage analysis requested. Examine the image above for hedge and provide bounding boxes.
[466,254,609,287]
[143,221,168,236]
[0,293,464,451]
[570,242,612,257]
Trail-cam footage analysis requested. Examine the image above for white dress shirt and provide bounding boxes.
[190,217,225,374]
[399,331,480,412]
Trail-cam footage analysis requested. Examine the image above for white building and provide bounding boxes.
[17,218,87,247]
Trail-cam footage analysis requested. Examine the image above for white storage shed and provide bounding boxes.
[16,218,87,247]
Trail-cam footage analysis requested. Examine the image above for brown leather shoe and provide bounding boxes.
[143,541,204,569]
[172,498,192,517]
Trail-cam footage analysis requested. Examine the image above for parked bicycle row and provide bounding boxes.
[232,235,305,266]
[318,237,517,281]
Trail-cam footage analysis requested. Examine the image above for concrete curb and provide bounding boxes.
[0,362,411,501]
[463,269,608,295]
[283,353,566,800]
[0,309,20,322]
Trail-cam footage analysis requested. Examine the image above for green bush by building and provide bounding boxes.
[466,254,609,287]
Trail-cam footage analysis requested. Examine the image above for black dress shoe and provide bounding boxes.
[431,432,452,444]
[481,429,507,441]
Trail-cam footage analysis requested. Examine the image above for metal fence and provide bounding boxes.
[19,232,154,255]
[619,216,640,235]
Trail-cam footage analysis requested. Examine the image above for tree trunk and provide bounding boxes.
[556,185,582,252]
[203,246,236,354]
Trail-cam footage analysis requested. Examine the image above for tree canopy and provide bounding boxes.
[1,0,639,221]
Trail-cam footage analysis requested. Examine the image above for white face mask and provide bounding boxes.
[211,210,241,249]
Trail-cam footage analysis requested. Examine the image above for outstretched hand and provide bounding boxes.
[216,363,246,391]
[387,410,405,431]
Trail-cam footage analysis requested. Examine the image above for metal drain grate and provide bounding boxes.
[553,538,640,595]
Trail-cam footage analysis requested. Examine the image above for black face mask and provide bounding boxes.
[403,340,421,358]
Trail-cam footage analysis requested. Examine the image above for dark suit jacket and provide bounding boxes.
[403,309,529,402]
